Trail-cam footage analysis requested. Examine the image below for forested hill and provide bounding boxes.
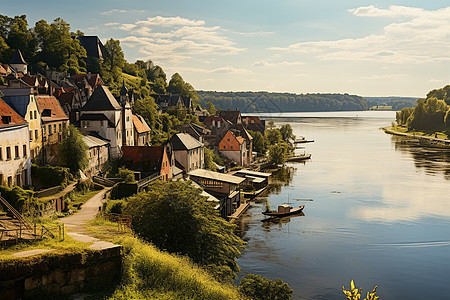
[198,91,368,113]
[365,96,420,110]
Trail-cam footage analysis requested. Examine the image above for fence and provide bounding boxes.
[138,173,162,190]
[93,176,115,187]
[105,213,132,232]
[0,223,65,246]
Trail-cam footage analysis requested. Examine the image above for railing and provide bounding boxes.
[106,213,132,232]
[0,195,32,230]
[0,223,64,245]
[138,173,162,190]
[35,185,62,198]
[93,176,115,187]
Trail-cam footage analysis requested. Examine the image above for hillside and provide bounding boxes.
[198,91,368,113]
[365,96,420,110]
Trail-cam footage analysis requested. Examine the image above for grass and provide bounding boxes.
[86,217,245,300]
[67,189,101,211]
[389,125,450,139]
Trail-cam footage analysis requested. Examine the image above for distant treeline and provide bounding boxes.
[198,91,368,113]
[365,97,419,110]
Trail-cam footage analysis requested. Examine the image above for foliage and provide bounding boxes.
[407,97,448,130]
[102,38,125,87]
[342,280,379,300]
[110,182,138,200]
[265,128,282,145]
[124,180,245,282]
[34,18,87,74]
[31,164,72,190]
[206,101,216,115]
[268,142,290,165]
[118,167,135,183]
[106,236,242,300]
[396,107,414,126]
[198,91,368,113]
[58,124,88,173]
[249,130,267,154]
[238,274,293,300]
[365,96,419,110]
[204,147,218,171]
[105,199,125,214]
[168,73,200,106]
[0,185,35,213]
[280,124,295,142]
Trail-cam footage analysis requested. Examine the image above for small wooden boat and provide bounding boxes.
[287,154,311,162]
[262,204,305,217]
[294,137,314,144]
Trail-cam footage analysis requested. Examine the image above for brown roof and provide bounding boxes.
[236,136,245,145]
[132,115,151,134]
[71,74,103,88]
[0,97,27,126]
[35,95,69,123]
[21,76,39,87]
[219,109,241,124]
[122,146,167,173]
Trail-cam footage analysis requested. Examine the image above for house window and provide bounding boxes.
[29,111,33,120]
[0,174,3,184]
[35,130,38,140]
[59,124,62,132]
[6,147,11,160]
[230,146,233,150]
[34,111,37,119]
[54,124,56,133]
[63,122,66,129]
[126,116,129,122]
[7,176,12,186]
[23,145,27,157]
[0,147,2,160]
[48,124,52,134]
[15,146,19,158]
[30,130,33,141]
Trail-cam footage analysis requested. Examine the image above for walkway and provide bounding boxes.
[61,187,119,250]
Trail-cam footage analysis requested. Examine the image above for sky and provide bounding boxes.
[2,0,450,97]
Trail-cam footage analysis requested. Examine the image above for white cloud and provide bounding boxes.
[253,60,304,67]
[118,16,245,64]
[362,74,405,80]
[428,79,444,83]
[101,9,127,15]
[211,66,252,74]
[105,22,120,26]
[271,6,450,64]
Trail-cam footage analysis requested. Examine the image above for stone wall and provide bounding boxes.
[0,246,121,299]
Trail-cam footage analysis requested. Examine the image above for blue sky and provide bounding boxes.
[3,0,450,97]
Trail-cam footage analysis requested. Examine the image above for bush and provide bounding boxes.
[76,179,93,193]
[343,280,379,300]
[110,182,138,200]
[105,199,125,214]
[118,167,135,183]
[0,185,36,213]
[31,164,72,190]
[238,274,293,300]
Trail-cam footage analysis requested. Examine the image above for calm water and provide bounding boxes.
[237,111,450,299]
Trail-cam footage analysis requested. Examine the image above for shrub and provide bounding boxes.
[238,274,293,300]
[0,185,36,213]
[110,182,138,200]
[118,167,135,183]
[76,179,93,193]
[31,164,72,190]
[105,199,125,214]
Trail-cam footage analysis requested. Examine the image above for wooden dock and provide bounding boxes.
[228,202,250,223]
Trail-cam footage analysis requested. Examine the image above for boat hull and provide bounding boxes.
[262,205,305,217]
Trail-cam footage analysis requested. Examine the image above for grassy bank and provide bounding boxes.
[87,217,244,299]
[388,125,450,139]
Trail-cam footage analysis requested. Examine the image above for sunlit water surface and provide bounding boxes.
[237,111,450,299]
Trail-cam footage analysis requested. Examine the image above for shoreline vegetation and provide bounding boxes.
[382,126,450,148]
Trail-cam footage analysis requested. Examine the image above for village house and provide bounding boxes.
[9,49,28,76]
[233,169,271,190]
[0,97,32,187]
[79,86,128,159]
[242,116,266,133]
[219,108,242,124]
[177,123,210,143]
[0,79,42,160]
[122,146,172,181]
[188,169,245,218]
[218,129,252,166]
[152,93,193,113]
[168,133,204,173]
[132,114,151,146]
[83,134,109,177]
[76,36,107,60]
[35,95,70,165]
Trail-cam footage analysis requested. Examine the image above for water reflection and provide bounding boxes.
[391,135,450,180]
[261,213,305,229]
[267,166,295,194]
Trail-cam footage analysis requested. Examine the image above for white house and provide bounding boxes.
[168,133,204,173]
[0,97,31,187]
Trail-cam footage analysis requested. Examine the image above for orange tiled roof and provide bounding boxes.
[35,95,69,122]
[0,97,27,126]
[132,115,150,134]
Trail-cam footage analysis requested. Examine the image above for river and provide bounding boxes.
[237,111,450,299]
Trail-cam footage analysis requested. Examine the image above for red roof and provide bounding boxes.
[132,115,151,134]
[71,74,103,88]
[35,95,69,122]
[21,76,39,87]
[0,97,27,126]
[122,146,167,173]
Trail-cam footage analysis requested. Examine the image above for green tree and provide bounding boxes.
[204,148,217,171]
[6,15,36,61]
[265,128,282,145]
[238,274,293,300]
[206,101,216,115]
[167,73,200,105]
[153,77,166,94]
[132,96,160,130]
[102,38,125,85]
[249,130,267,154]
[58,124,88,173]
[34,18,86,74]
[124,180,245,282]
[280,124,295,142]
[268,142,289,165]
[118,167,135,183]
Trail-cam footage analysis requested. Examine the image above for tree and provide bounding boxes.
[167,73,200,105]
[104,38,125,72]
[249,130,267,154]
[238,274,293,300]
[153,77,166,94]
[204,148,217,171]
[118,167,135,183]
[206,101,216,115]
[265,128,282,145]
[34,18,86,74]
[132,96,160,130]
[124,180,245,282]
[280,124,295,142]
[58,124,88,173]
[268,142,289,165]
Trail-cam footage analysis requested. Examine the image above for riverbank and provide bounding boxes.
[382,126,450,148]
